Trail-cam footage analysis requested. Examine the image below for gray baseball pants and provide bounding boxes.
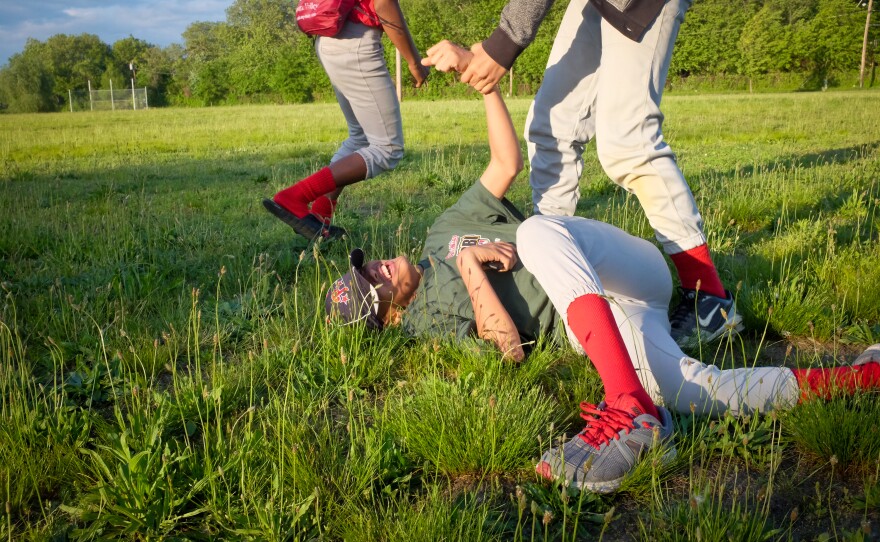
[516,215,799,416]
[316,22,404,179]
[525,0,705,255]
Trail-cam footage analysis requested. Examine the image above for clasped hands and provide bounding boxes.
[421,40,508,94]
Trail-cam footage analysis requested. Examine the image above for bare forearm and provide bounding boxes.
[457,250,524,361]
[480,90,523,199]
[373,0,420,65]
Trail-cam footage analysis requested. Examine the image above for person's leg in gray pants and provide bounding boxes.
[264,22,405,241]
[318,22,404,181]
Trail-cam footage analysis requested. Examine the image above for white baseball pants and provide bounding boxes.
[516,215,799,416]
[525,0,705,255]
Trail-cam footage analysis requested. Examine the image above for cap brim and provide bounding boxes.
[349,268,383,330]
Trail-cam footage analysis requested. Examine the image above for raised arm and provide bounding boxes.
[479,87,524,199]
[374,0,429,87]
[421,41,523,198]
[462,82,525,361]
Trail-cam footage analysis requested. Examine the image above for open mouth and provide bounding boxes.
[364,260,394,287]
[380,262,393,281]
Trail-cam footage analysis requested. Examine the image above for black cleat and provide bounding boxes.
[262,199,346,241]
[670,288,743,347]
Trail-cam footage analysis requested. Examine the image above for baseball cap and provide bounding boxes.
[325,248,384,330]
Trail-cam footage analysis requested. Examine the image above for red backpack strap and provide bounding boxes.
[349,0,381,28]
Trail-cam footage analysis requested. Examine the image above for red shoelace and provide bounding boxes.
[577,401,646,448]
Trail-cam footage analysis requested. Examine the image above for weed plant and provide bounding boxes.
[1,91,879,539]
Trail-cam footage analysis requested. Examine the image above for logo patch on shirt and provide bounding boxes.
[445,234,491,259]
[330,278,351,305]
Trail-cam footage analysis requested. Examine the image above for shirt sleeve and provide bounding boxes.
[482,0,557,69]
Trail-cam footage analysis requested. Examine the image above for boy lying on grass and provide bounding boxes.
[324,42,880,493]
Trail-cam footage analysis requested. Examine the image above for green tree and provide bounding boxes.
[192,58,232,105]
[809,0,866,71]
[139,45,182,106]
[0,42,55,113]
[225,0,302,99]
[672,0,760,75]
[739,5,794,77]
[43,33,113,97]
[112,36,153,85]
[180,21,233,104]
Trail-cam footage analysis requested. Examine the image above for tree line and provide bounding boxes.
[0,0,874,113]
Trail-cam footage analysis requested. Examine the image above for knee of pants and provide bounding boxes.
[516,216,557,266]
[595,143,638,186]
[362,144,404,178]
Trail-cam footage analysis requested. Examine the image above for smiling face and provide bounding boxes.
[357,255,422,324]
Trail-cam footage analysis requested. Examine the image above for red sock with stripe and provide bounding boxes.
[567,294,658,418]
[791,363,880,400]
[310,195,337,223]
[669,244,726,298]
[273,167,336,218]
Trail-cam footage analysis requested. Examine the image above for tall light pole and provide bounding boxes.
[129,62,138,110]
[860,0,874,88]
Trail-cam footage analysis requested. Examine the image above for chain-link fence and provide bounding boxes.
[68,87,149,112]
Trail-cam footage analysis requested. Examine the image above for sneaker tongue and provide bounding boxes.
[605,394,643,416]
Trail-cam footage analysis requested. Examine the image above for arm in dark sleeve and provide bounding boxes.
[482,0,557,69]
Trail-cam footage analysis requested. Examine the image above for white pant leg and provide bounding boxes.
[316,23,404,179]
[617,300,800,416]
[516,216,800,416]
[594,0,705,253]
[527,0,706,253]
[526,0,598,217]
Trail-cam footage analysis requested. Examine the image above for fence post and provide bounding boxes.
[396,49,402,101]
[88,80,94,111]
[860,0,874,88]
[68,89,73,112]
[144,88,149,109]
[110,79,115,111]
[131,78,137,110]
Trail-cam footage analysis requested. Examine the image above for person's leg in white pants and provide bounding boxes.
[526,0,600,217]
[525,0,705,255]
[516,215,799,416]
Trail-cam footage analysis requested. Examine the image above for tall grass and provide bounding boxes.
[1,91,879,539]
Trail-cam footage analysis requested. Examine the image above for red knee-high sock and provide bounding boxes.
[310,195,337,223]
[567,294,658,418]
[791,363,880,400]
[669,244,726,298]
[273,167,337,218]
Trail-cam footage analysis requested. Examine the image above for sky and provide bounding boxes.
[0,0,232,66]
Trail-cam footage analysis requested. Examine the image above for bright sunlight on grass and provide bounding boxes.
[1,90,879,540]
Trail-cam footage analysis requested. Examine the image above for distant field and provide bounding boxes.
[1,91,879,540]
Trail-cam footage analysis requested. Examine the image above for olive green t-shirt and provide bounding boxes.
[401,181,558,342]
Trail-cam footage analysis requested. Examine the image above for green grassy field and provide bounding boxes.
[1,91,879,540]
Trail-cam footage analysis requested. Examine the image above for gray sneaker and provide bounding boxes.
[854,344,880,366]
[669,288,743,347]
[535,401,676,493]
